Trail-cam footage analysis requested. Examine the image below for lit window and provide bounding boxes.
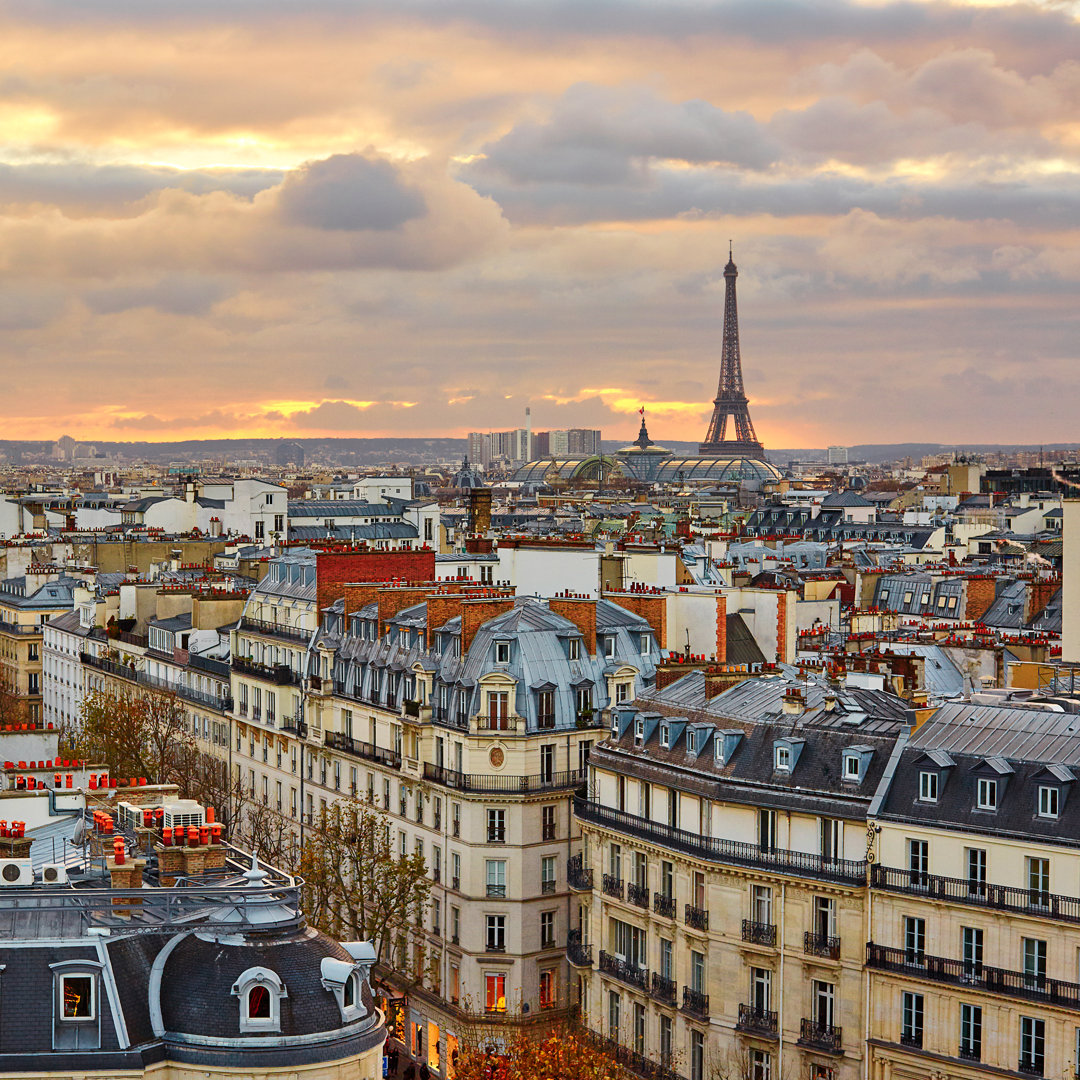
[60,975,94,1020]
[1038,786,1059,819]
[919,772,938,802]
[976,778,997,811]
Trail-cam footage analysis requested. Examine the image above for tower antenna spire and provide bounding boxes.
[699,245,765,460]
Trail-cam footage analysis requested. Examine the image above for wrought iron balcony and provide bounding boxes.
[599,950,648,992]
[742,919,776,946]
[582,1029,688,1080]
[575,797,866,885]
[654,893,675,918]
[1018,1060,1043,1077]
[871,863,1080,924]
[798,1019,842,1053]
[627,882,649,908]
[233,655,301,685]
[685,904,708,931]
[867,942,1080,1009]
[650,972,676,1005]
[542,879,557,895]
[238,616,312,643]
[567,855,593,891]
[958,1045,981,1062]
[736,1004,777,1037]
[603,874,624,899]
[805,931,841,959]
[323,731,402,769]
[423,762,586,793]
[899,1031,922,1049]
[567,929,593,967]
[486,883,507,898]
[682,987,709,1018]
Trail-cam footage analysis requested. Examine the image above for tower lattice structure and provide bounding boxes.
[698,248,765,459]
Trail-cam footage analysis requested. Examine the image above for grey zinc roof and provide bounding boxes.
[288,500,397,518]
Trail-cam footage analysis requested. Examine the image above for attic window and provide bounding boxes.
[1038,786,1059,819]
[976,778,997,811]
[640,635,651,657]
[634,718,644,745]
[774,745,791,772]
[232,966,287,1033]
[660,724,670,749]
[605,636,617,659]
[61,974,94,1020]
[919,772,938,802]
[495,640,510,664]
[568,638,581,662]
[843,755,861,781]
[687,730,697,754]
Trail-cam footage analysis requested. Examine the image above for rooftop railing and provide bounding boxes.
[233,656,301,686]
[574,797,867,885]
[423,763,586,794]
[324,731,402,769]
[239,616,312,644]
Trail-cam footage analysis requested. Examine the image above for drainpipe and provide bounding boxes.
[779,881,786,1076]
[864,879,872,1080]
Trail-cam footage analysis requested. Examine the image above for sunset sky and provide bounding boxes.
[1,0,1077,447]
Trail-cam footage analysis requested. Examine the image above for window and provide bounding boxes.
[605,636,617,660]
[1023,937,1047,989]
[660,1014,673,1067]
[1038,785,1059,819]
[486,859,506,897]
[960,1003,982,1060]
[60,974,94,1020]
[812,979,835,1029]
[568,638,581,662]
[540,969,557,1009]
[901,991,923,1047]
[487,808,506,842]
[919,771,938,801]
[907,838,929,886]
[690,1030,704,1080]
[660,860,674,901]
[774,745,791,772]
[904,917,925,966]
[750,1048,771,1080]
[751,884,772,926]
[691,950,705,993]
[660,724,670,749]
[758,808,776,851]
[687,729,697,753]
[813,896,836,940]
[961,926,983,980]
[575,686,592,715]
[976,777,997,810]
[820,817,839,860]
[1028,857,1051,908]
[232,967,286,1032]
[843,754,861,780]
[542,805,557,840]
[967,847,987,896]
[486,973,506,1013]
[540,910,556,949]
[486,915,506,951]
[660,938,673,980]
[1020,1016,1045,1075]
[541,855,556,894]
[640,634,651,656]
[495,640,510,664]
[751,967,771,1012]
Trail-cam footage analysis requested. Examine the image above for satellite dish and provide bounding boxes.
[72,819,87,846]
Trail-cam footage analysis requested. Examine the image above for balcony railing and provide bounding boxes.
[599,950,648,992]
[575,797,867,885]
[567,929,593,967]
[742,919,776,946]
[1018,1059,1044,1077]
[682,987,709,1018]
[685,904,708,931]
[81,652,138,682]
[867,942,1080,1009]
[651,972,676,1005]
[799,1019,842,1053]
[603,874,624,899]
[654,893,675,919]
[486,883,507,898]
[542,879,557,895]
[568,856,594,891]
[899,1031,922,1049]
[627,882,649,908]
[423,762,586,793]
[238,616,312,643]
[582,1029,687,1080]
[233,656,301,685]
[190,652,231,678]
[958,1044,981,1062]
[872,863,1080,924]
[323,731,402,769]
[736,1004,777,1037]
[805,931,842,959]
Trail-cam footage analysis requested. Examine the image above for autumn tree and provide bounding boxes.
[451,1022,624,1080]
[299,796,430,961]
[0,676,29,727]
[75,685,195,783]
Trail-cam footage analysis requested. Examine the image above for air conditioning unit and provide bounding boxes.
[161,800,205,831]
[40,863,69,885]
[117,801,151,831]
[0,859,34,886]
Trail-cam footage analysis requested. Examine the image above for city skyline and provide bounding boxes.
[0,0,1077,446]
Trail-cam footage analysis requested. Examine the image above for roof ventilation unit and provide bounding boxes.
[0,859,34,886]
[40,863,69,885]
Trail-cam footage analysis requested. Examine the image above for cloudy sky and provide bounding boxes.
[1,0,1078,448]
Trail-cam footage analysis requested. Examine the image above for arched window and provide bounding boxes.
[321,956,365,1022]
[231,967,286,1032]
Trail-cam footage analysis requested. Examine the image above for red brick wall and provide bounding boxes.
[1026,578,1061,623]
[377,586,433,636]
[548,596,597,656]
[315,550,435,616]
[341,583,382,617]
[461,597,516,654]
[426,594,465,642]
[963,577,997,623]
[604,592,667,649]
[715,593,727,665]
[775,591,789,664]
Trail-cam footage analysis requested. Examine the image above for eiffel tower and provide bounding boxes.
[698,245,766,459]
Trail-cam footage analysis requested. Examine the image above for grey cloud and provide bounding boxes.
[84,274,229,316]
[473,84,781,185]
[278,154,427,231]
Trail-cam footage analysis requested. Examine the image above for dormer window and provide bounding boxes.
[232,966,287,1033]
[399,629,409,648]
[919,771,938,802]
[495,640,510,664]
[774,745,791,772]
[660,724,670,749]
[977,778,997,811]
[687,730,697,754]
[634,718,644,745]
[1038,786,1059,819]
[605,636,617,659]
[568,638,581,662]
[321,956,365,1023]
[640,635,651,657]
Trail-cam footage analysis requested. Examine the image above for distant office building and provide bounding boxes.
[544,429,602,456]
[467,428,536,465]
[828,445,849,465]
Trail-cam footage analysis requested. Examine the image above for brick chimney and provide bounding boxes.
[377,585,434,637]
[548,595,597,656]
[461,597,516,655]
[426,592,466,645]
[1025,576,1060,624]
[604,588,667,649]
[963,577,997,622]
